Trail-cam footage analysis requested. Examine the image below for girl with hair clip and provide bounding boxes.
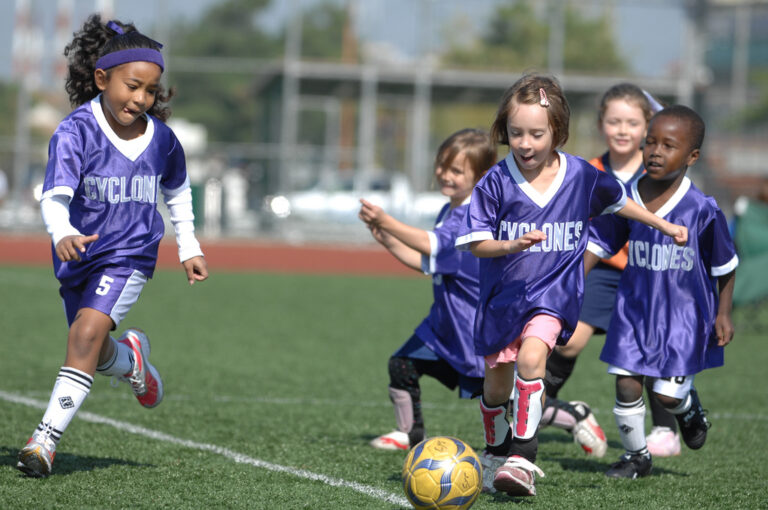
[16,14,207,478]
[541,83,683,459]
[359,128,497,451]
[455,74,687,497]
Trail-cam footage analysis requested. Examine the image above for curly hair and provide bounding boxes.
[64,14,173,121]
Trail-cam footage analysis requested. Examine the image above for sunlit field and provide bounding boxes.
[1,265,766,509]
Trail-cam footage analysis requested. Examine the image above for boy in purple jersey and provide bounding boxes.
[358,129,496,451]
[587,105,738,479]
[541,83,683,459]
[455,74,687,497]
[16,15,208,478]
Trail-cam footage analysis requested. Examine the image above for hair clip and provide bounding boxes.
[642,89,664,114]
[106,20,124,35]
[539,87,550,107]
[105,19,164,48]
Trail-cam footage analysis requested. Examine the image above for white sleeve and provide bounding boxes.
[162,184,204,262]
[40,194,83,247]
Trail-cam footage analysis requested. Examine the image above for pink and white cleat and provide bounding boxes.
[646,426,681,457]
[493,455,545,497]
[118,328,164,408]
[370,430,410,450]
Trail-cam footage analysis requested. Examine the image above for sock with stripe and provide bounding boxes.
[32,367,93,447]
[614,397,649,455]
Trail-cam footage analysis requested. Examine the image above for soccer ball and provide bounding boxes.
[401,436,482,510]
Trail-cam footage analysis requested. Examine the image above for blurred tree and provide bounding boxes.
[301,2,349,61]
[441,1,626,74]
[167,0,348,143]
[737,70,768,128]
[168,0,280,143]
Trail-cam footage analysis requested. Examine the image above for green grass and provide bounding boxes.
[1,265,767,509]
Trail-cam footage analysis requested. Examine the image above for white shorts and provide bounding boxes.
[607,365,694,399]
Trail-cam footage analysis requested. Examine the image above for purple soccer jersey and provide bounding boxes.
[588,176,739,377]
[42,97,189,286]
[414,200,484,378]
[456,152,626,356]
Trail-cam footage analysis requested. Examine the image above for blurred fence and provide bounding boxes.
[1,0,767,243]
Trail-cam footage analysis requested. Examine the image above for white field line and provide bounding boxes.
[0,390,410,508]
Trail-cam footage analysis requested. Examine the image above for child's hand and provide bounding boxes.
[182,256,208,285]
[55,234,99,262]
[714,312,734,347]
[368,224,390,245]
[665,223,688,246]
[507,230,546,254]
[358,198,387,227]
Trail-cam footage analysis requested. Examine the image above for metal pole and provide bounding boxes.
[279,0,302,193]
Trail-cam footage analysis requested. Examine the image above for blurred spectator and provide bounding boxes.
[731,178,768,306]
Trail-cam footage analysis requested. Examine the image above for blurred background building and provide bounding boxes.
[0,0,766,243]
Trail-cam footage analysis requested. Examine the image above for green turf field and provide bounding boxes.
[1,265,767,509]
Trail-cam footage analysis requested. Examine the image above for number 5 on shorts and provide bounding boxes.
[96,275,115,296]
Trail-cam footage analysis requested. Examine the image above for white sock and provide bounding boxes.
[614,397,648,454]
[34,367,93,446]
[96,337,134,377]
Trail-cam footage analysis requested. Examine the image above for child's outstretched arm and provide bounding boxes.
[358,198,431,255]
[368,224,422,271]
[715,270,736,347]
[468,230,546,258]
[616,199,688,245]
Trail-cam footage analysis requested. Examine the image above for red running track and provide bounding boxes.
[0,234,417,277]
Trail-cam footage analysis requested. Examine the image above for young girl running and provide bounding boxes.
[542,83,682,458]
[16,15,208,478]
[358,128,496,450]
[455,74,687,497]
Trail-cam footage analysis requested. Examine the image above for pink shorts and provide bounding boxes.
[484,314,563,369]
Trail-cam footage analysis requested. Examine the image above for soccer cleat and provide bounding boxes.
[370,430,409,450]
[675,388,710,450]
[646,426,681,457]
[16,436,57,478]
[493,455,545,497]
[118,328,164,408]
[479,450,506,493]
[605,452,652,479]
[569,401,608,458]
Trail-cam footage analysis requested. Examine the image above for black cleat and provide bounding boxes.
[605,452,652,479]
[675,387,710,450]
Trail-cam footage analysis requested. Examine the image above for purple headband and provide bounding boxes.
[94,21,165,71]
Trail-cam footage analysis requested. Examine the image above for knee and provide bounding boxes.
[68,317,108,349]
[388,357,418,390]
[654,393,680,408]
[615,376,643,402]
[515,349,544,379]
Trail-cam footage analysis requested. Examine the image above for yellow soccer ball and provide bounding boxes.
[401,436,482,510]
